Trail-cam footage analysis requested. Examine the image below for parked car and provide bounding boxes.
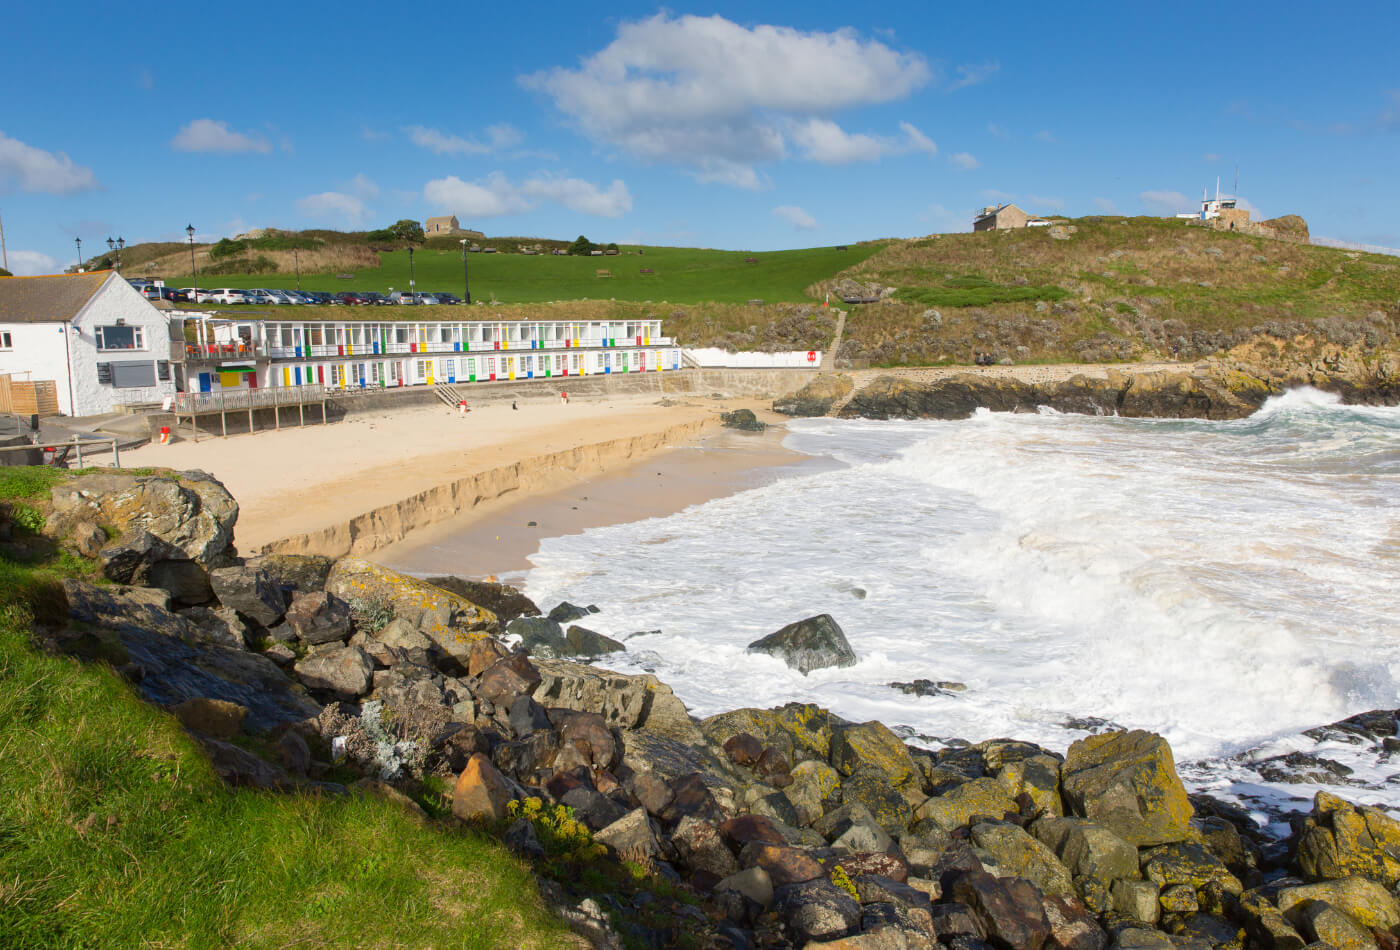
[179,288,216,303]
[360,292,390,306]
[387,291,419,305]
[244,290,278,305]
[206,288,249,304]
[139,285,187,303]
[336,292,370,305]
[412,292,441,305]
[432,291,462,305]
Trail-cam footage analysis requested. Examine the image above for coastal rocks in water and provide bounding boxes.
[293,645,374,700]
[747,614,857,675]
[547,601,595,625]
[209,565,288,627]
[1060,730,1193,846]
[325,558,498,659]
[772,374,853,417]
[1295,791,1400,887]
[720,408,766,431]
[508,616,570,657]
[283,590,353,645]
[424,575,540,624]
[565,625,626,656]
[1032,816,1140,912]
[890,679,967,698]
[1276,876,1400,931]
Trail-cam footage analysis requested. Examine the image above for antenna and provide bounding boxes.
[1233,164,1239,199]
[0,210,7,272]
[1216,177,1221,202]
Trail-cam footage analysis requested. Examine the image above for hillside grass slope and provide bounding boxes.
[0,468,577,949]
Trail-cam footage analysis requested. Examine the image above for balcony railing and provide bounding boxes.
[184,342,270,361]
[173,385,326,413]
[264,336,674,360]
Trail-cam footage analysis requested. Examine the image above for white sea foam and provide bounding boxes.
[518,389,1400,824]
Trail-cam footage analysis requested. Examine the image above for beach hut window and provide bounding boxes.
[439,327,450,344]
[415,360,427,381]
[329,364,339,386]
[371,363,380,384]
[395,326,408,344]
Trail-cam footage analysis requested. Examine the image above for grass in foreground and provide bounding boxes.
[0,502,576,948]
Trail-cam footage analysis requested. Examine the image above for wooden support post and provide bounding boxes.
[220,408,227,438]
[112,439,120,468]
[321,398,326,425]
[298,397,304,426]
[248,405,253,434]
[75,442,83,468]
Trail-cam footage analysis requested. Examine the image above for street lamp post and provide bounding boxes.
[459,239,472,304]
[294,247,300,291]
[186,224,197,304]
[74,236,82,273]
[408,246,416,294]
[106,236,125,272]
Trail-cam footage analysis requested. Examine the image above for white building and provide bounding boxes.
[0,272,177,417]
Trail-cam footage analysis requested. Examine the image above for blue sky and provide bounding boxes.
[2,1,1397,274]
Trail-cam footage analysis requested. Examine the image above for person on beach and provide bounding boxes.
[512,401,518,410]
[561,391,568,405]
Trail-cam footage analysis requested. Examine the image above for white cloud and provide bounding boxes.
[404,124,522,156]
[6,249,61,276]
[773,205,818,230]
[987,122,1010,139]
[1027,194,1064,210]
[900,122,937,156]
[948,61,999,91]
[1035,129,1056,143]
[1092,197,1119,213]
[297,191,372,226]
[790,119,891,163]
[1139,189,1191,215]
[1203,152,1221,162]
[0,131,98,194]
[949,152,980,170]
[521,13,930,185]
[424,172,632,219]
[349,173,379,201]
[171,119,272,154]
[521,176,632,217]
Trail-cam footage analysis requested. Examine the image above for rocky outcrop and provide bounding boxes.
[1295,791,1400,887]
[773,374,854,417]
[836,369,1278,422]
[719,408,766,431]
[1060,730,1193,846]
[747,614,857,674]
[325,557,497,659]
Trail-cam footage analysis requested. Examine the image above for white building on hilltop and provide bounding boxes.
[0,272,177,416]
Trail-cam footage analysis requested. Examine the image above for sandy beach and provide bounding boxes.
[119,390,778,555]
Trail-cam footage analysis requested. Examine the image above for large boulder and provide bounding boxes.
[970,821,1075,898]
[747,614,857,675]
[1032,816,1140,913]
[532,657,701,743]
[1295,791,1400,887]
[913,777,1018,833]
[1276,877,1400,931]
[772,879,862,944]
[1059,731,1193,846]
[245,554,335,596]
[324,558,497,659]
[949,869,1053,950]
[452,752,513,822]
[209,565,288,627]
[830,720,919,787]
[294,645,374,700]
[425,575,541,624]
[702,703,835,764]
[720,408,765,431]
[283,590,353,645]
[772,374,853,418]
[61,579,319,731]
[48,470,238,568]
[507,616,570,657]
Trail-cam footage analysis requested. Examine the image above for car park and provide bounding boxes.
[360,292,390,306]
[387,291,418,305]
[335,292,370,305]
[180,288,216,303]
[206,288,249,304]
[432,291,462,305]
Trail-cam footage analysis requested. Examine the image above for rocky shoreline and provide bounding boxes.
[18,468,1400,949]
[771,355,1399,421]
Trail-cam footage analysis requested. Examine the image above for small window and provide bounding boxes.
[96,325,144,350]
[157,360,170,381]
[0,331,11,349]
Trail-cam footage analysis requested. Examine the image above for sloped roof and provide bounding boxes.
[0,272,113,323]
[974,202,1025,223]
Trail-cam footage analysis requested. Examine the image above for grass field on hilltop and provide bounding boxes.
[164,242,884,305]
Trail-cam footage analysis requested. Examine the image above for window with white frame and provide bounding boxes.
[95,325,145,350]
[0,331,11,350]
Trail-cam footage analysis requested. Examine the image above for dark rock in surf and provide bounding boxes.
[747,614,856,675]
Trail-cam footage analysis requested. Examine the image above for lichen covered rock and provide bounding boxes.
[1060,730,1193,847]
[1295,791,1400,887]
[325,557,497,658]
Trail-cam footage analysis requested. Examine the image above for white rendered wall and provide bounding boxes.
[0,322,74,413]
[684,348,822,368]
[66,277,176,416]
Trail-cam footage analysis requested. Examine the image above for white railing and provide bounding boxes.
[684,348,823,368]
[174,385,327,413]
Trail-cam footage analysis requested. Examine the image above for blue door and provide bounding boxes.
[198,373,212,392]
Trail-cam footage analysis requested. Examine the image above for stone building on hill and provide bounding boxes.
[423,216,484,239]
[973,203,1052,231]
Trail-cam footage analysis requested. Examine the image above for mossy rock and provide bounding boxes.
[1277,876,1400,932]
[1140,841,1243,897]
[840,767,913,832]
[829,720,917,787]
[324,558,496,658]
[1060,730,1193,847]
[912,777,1017,833]
[1295,791,1400,888]
[994,752,1063,818]
[970,820,1075,897]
